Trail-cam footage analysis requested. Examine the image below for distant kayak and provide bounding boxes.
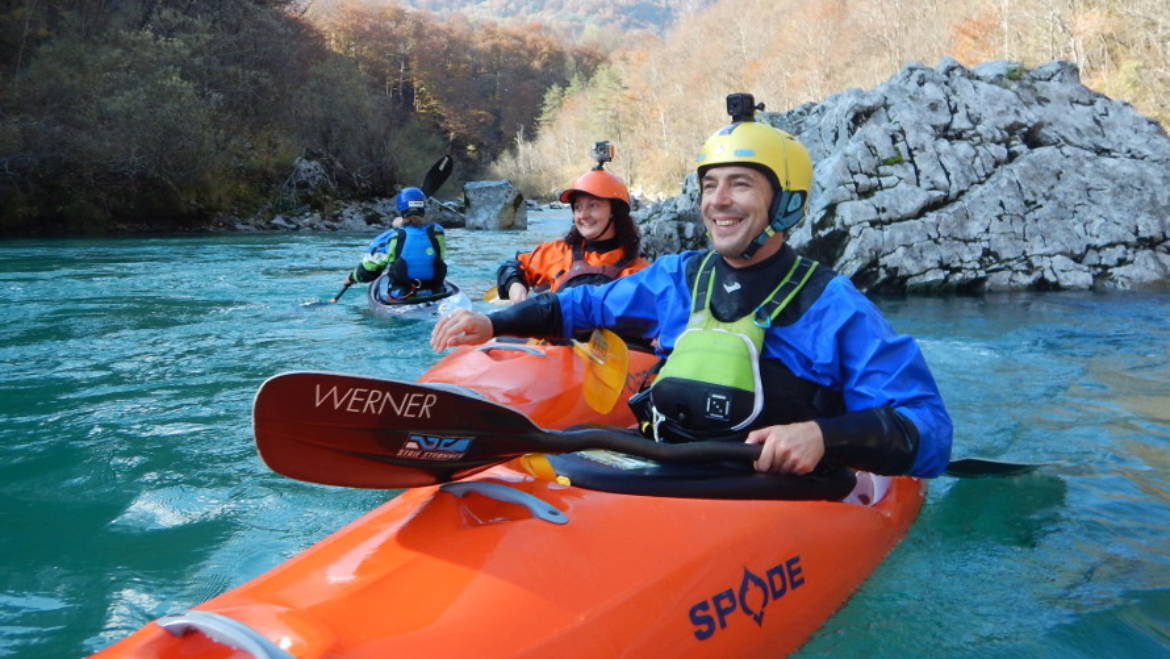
[366,272,471,318]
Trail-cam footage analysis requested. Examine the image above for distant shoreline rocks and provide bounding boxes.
[217,179,574,233]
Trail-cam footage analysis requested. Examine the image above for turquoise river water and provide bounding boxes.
[1,211,1168,657]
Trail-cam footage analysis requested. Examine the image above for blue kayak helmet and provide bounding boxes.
[396,187,427,218]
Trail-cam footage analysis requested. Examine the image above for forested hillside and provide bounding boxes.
[0,0,596,235]
[493,0,1169,201]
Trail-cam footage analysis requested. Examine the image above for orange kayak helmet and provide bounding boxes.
[558,169,630,213]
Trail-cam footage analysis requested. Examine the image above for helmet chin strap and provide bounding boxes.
[733,188,806,259]
[600,215,615,241]
[736,224,779,260]
[733,186,786,260]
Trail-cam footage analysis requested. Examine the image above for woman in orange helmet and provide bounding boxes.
[496,143,649,302]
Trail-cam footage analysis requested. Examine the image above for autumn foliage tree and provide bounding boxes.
[318,1,601,175]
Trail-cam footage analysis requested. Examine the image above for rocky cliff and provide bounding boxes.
[637,59,1170,292]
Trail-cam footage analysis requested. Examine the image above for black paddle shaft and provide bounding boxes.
[330,283,352,303]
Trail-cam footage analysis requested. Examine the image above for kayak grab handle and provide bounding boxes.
[441,481,568,524]
[156,610,295,659]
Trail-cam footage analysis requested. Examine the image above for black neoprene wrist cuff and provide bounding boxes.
[816,407,919,475]
[489,293,563,339]
[495,259,526,296]
[499,275,524,299]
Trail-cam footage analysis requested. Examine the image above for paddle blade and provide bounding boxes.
[483,286,512,306]
[257,418,443,488]
[576,329,630,414]
[300,283,351,308]
[421,155,454,196]
[253,372,555,488]
[944,458,1044,478]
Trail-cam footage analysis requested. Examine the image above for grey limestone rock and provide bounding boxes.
[637,58,1170,292]
[463,180,527,231]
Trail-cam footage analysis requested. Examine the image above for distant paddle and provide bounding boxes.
[482,286,512,306]
[300,281,352,308]
[330,282,352,303]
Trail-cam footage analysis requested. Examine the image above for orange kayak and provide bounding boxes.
[92,340,924,658]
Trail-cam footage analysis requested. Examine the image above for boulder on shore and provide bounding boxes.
[463,180,527,231]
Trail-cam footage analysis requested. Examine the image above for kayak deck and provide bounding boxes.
[95,463,921,658]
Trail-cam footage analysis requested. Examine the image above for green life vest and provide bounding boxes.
[645,251,818,441]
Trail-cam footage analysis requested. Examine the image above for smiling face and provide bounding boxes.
[571,193,616,241]
[700,165,779,266]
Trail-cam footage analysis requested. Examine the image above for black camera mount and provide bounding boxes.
[592,141,615,170]
[726,93,765,123]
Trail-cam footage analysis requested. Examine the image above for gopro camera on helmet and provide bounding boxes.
[592,141,615,169]
[726,93,765,123]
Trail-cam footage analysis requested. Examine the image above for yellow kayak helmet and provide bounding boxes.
[696,110,813,256]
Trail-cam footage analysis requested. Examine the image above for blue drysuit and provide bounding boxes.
[544,246,953,477]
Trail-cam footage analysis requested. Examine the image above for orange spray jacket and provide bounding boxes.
[496,237,649,298]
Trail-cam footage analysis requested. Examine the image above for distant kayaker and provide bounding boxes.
[494,141,649,302]
[431,93,953,479]
[344,187,448,300]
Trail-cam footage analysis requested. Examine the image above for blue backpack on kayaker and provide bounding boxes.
[385,224,447,298]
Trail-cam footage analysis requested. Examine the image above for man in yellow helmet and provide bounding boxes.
[432,95,953,478]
